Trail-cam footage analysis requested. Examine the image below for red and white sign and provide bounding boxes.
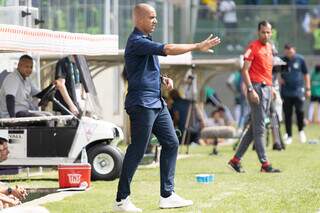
[67,174,82,184]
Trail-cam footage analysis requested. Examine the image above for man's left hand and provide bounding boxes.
[162,77,174,90]
[305,90,311,98]
[197,34,221,53]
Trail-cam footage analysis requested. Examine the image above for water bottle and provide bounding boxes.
[81,148,88,164]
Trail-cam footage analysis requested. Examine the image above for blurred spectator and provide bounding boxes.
[302,10,320,53]
[54,56,81,116]
[217,106,233,126]
[226,70,242,126]
[280,43,311,144]
[200,0,218,19]
[219,0,242,52]
[205,85,235,124]
[202,0,218,12]
[313,23,320,54]
[206,109,225,127]
[308,64,320,123]
[203,107,233,145]
[169,89,205,145]
[309,11,320,33]
[302,12,311,33]
[184,74,197,101]
[295,0,309,27]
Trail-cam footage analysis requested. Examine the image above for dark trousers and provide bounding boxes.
[282,96,305,137]
[116,106,179,200]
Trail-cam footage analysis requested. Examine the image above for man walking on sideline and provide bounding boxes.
[280,44,310,144]
[113,3,221,212]
[228,21,281,173]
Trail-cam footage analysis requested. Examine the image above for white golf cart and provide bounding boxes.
[0,25,124,181]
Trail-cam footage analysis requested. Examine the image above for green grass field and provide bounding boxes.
[3,124,320,213]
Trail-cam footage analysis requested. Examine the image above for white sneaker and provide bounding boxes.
[283,133,292,145]
[159,192,193,209]
[299,131,307,143]
[284,137,292,145]
[113,197,142,212]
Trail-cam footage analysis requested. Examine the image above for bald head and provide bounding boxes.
[133,3,157,35]
[133,4,154,22]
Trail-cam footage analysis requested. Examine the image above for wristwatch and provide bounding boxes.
[7,187,12,194]
[247,85,254,93]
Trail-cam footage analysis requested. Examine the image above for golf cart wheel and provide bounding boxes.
[87,144,123,181]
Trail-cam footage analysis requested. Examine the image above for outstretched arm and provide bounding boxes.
[163,34,221,55]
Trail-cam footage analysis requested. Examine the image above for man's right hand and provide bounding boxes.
[162,77,174,91]
[197,34,221,53]
[248,90,260,104]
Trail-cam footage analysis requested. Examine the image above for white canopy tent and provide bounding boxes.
[0,23,119,88]
[0,24,118,55]
[0,24,120,121]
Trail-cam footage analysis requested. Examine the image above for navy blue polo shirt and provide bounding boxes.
[124,28,167,110]
[280,54,308,97]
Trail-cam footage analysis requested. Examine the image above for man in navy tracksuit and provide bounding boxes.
[113,3,221,212]
[280,44,311,144]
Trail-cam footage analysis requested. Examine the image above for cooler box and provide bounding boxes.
[58,163,91,188]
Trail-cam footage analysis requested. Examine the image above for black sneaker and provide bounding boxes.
[272,143,282,151]
[228,160,245,173]
[261,165,281,173]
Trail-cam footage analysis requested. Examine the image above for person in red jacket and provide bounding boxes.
[228,20,281,173]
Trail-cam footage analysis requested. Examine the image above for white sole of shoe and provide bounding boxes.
[159,202,193,209]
